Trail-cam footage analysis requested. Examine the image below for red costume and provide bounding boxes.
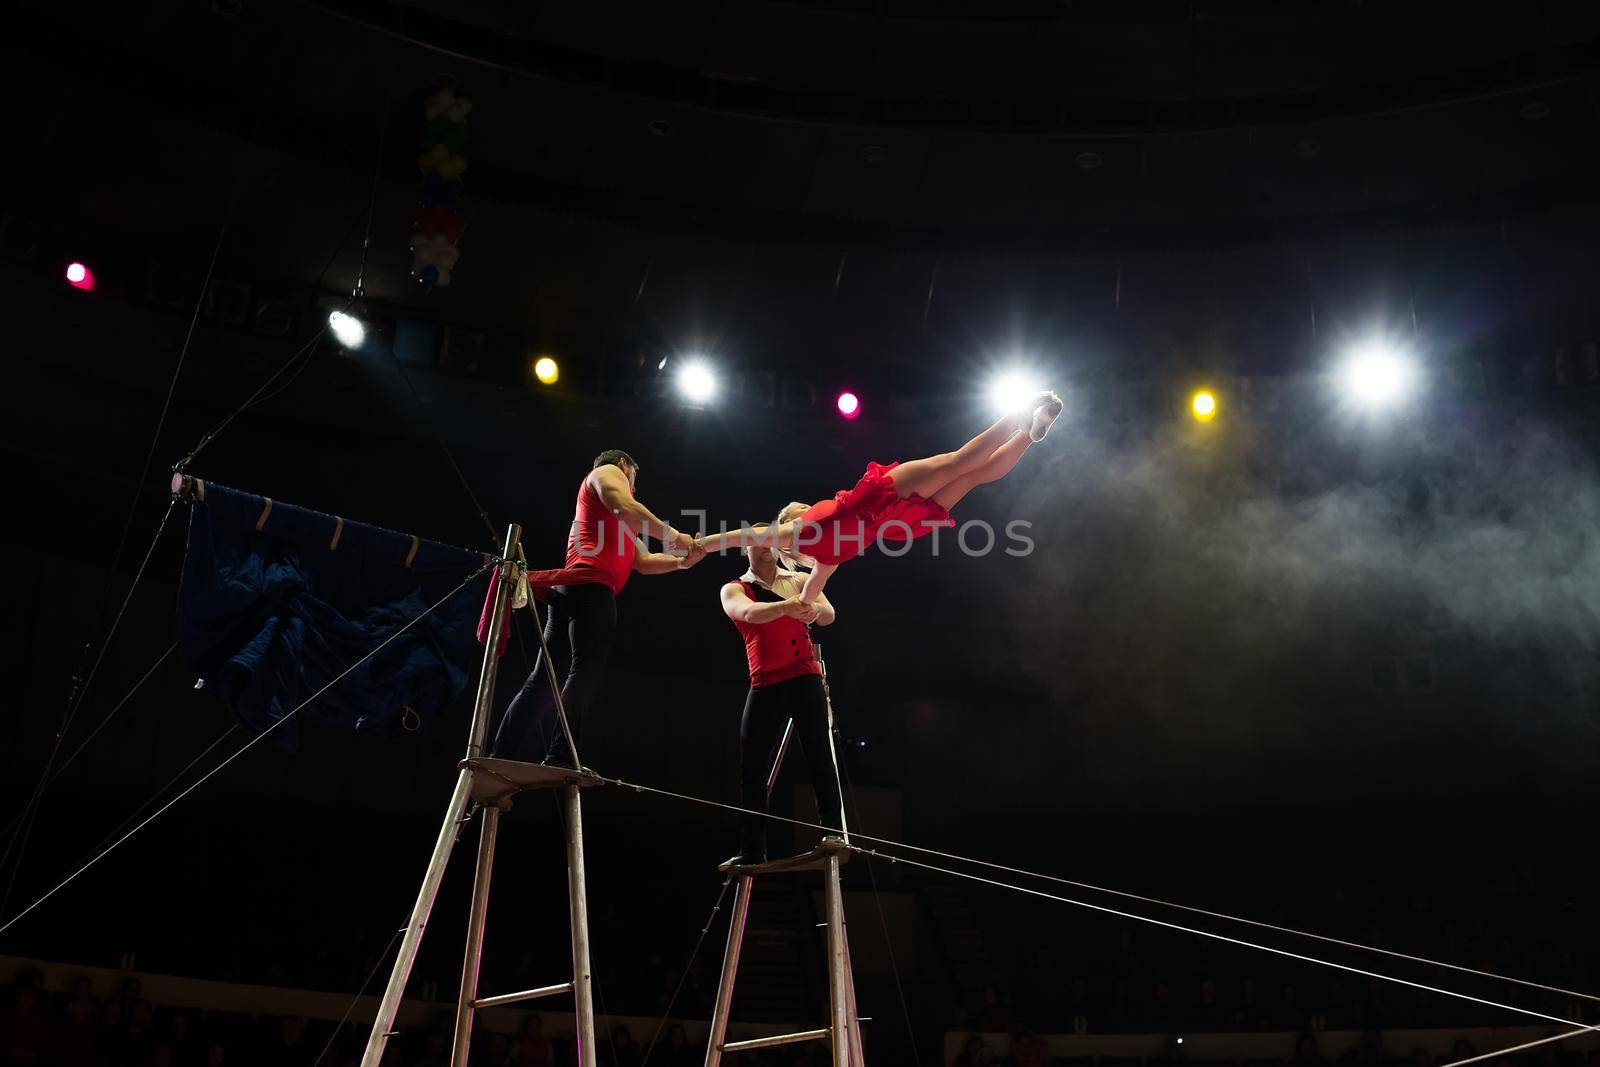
[796,461,953,566]
[729,580,823,689]
[477,474,637,655]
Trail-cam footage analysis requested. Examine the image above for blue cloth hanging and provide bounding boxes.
[177,481,491,744]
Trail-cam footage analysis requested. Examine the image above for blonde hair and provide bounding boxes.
[774,501,816,572]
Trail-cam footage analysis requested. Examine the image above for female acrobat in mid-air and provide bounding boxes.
[696,390,1063,602]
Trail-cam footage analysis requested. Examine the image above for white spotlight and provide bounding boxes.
[328,310,366,349]
[676,359,718,404]
[1338,342,1417,409]
[986,369,1044,416]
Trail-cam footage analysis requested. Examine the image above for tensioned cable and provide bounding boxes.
[0,643,177,846]
[595,773,1600,1011]
[0,562,489,937]
[1439,1026,1596,1067]
[312,921,407,1067]
[639,876,734,1067]
[386,349,497,546]
[1,497,182,915]
[76,724,244,870]
[848,843,1600,1038]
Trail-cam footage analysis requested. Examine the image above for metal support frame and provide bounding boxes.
[702,656,864,1066]
[359,524,603,1067]
[701,846,865,1067]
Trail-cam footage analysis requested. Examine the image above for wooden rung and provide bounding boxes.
[717,838,852,876]
[473,982,574,1009]
[721,1028,830,1053]
[461,758,603,805]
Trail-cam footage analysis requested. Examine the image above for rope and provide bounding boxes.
[0,563,488,937]
[846,842,1600,1035]
[594,773,1600,1020]
[1,499,180,915]
[75,725,244,870]
[516,552,582,769]
[386,348,498,546]
[639,876,734,1067]
[1439,1026,1597,1067]
[595,772,1600,1009]
[311,921,407,1067]
[0,643,177,846]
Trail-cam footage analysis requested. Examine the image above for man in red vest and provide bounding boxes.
[493,449,704,767]
[719,537,844,865]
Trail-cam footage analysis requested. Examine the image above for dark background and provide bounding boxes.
[4,2,1600,1064]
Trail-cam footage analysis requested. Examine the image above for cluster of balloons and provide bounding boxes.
[411,87,471,287]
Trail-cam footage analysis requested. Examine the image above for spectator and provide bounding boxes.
[1147,981,1176,1032]
[259,1016,310,1067]
[513,1015,552,1067]
[1339,1029,1385,1067]
[660,1025,692,1067]
[59,977,100,1067]
[956,1035,994,1067]
[1450,1041,1478,1064]
[1233,977,1263,1031]
[112,999,159,1067]
[482,1033,512,1067]
[1189,976,1223,1030]
[205,1044,228,1067]
[166,1011,198,1067]
[609,1025,641,1067]
[1294,1033,1331,1067]
[978,987,1008,1033]
[1276,984,1306,1032]
[1007,1031,1048,1067]
[1,983,53,1066]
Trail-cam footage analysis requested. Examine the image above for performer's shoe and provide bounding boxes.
[540,753,598,777]
[719,850,767,870]
[1028,390,1064,442]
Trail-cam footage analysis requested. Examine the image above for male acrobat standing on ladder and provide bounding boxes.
[719,537,845,865]
[493,449,706,768]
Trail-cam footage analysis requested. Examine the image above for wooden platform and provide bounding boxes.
[462,758,603,806]
[718,837,852,876]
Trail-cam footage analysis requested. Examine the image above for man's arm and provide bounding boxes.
[634,536,706,575]
[591,465,693,553]
[720,582,805,624]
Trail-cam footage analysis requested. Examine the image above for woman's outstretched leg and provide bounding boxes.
[887,392,1060,502]
[932,427,1036,511]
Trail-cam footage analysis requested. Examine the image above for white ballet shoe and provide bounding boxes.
[1028,390,1063,442]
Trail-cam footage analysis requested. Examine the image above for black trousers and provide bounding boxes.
[739,673,845,854]
[492,583,617,763]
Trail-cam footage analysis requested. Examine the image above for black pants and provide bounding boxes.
[492,583,617,763]
[739,673,845,854]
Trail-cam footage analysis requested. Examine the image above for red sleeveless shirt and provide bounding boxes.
[565,473,636,594]
[729,580,822,689]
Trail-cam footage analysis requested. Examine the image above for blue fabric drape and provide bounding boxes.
[178,482,491,743]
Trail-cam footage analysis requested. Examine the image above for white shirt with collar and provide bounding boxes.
[739,565,807,600]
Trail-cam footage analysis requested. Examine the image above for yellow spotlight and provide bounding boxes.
[1191,389,1218,422]
[533,356,559,385]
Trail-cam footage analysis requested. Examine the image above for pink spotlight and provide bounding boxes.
[836,391,860,419]
[66,262,95,291]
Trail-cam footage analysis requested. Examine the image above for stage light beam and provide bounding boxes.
[676,359,718,404]
[328,310,365,349]
[534,356,559,385]
[1191,390,1217,422]
[1339,342,1417,409]
[986,369,1044,416]
[836,391,860,419]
